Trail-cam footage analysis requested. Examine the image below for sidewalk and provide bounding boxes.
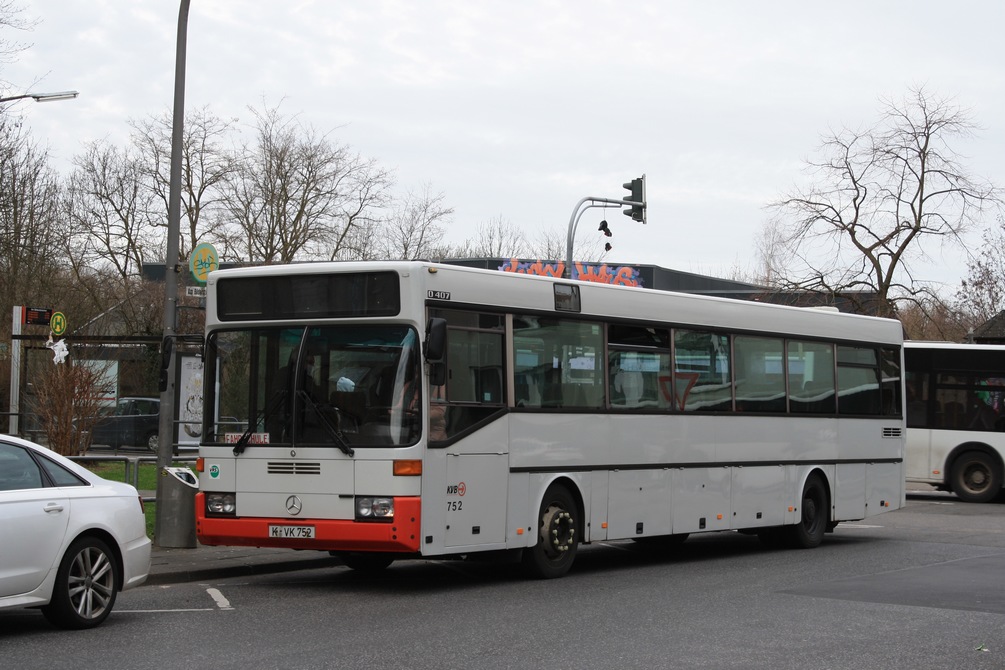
[148,543,340,586]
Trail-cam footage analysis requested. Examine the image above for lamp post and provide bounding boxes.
[0,90,79,104]
[155,0,192,548]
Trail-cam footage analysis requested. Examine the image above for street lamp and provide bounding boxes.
[0,90,79,104]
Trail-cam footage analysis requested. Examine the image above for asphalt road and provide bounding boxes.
[3,490,1004,670]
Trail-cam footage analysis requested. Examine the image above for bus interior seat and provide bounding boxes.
[942,401,965,428]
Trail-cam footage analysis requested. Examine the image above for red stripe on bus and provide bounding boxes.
[195,493,421,553]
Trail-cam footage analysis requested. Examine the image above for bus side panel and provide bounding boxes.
[730,466,786,529]
[607,469,671,538]
[905,428,934,481]
[866,462,903,515]
[507,472,531,546]
[834,463,866,520]
[444,454,508,546]
[587,470,609,542]
[422,417,511,555]
[671,468,731,534]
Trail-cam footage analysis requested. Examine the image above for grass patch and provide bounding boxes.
[87,461,163,490]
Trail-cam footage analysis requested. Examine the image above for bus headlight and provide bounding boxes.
[206,492,237,515]
[355,496,394,521]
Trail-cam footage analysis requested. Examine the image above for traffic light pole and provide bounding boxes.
[564,176,646,280]
[565,195,646,279]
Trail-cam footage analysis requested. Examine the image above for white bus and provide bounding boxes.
[195,261,905,578]
[905,341,1005,502]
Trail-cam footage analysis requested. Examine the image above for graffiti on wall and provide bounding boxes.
[497,259,644,287]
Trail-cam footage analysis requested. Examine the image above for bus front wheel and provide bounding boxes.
[336,552,395,573]
[950,451,1002,503]
[522,485,579,579]
[785,473,828,549]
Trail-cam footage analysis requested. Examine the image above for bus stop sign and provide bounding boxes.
[50,311,67,336]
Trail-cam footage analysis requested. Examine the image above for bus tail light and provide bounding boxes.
[196,457,205,473]
[206,492,237,516]
[356,496,394,521]
[393,460,422,476]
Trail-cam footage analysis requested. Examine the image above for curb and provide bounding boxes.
[146,555,341,586]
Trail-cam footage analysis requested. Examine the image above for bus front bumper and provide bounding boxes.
[195,493,422,553]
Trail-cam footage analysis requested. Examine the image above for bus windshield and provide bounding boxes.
[207,325,422,449]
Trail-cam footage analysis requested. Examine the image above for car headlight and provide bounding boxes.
[355,496,394,521]
[206,492,236,515]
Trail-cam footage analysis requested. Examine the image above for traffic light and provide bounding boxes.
[623,175,646,223]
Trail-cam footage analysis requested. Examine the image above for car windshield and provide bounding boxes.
[207,325,422,449]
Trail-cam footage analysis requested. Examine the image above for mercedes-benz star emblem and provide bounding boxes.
[286,495,303,516]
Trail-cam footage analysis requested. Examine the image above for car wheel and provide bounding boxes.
[146,432,159,452]
[41,536,119,630]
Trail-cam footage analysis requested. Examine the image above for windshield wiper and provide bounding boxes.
[233,389,288,456]
[298,390,355,457]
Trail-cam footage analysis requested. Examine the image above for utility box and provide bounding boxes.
[158,466,199,548]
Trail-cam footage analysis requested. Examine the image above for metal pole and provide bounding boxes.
[155,0,192,548]
[564,197,590,280]
[565,196,641,280]
[9,307,21,434]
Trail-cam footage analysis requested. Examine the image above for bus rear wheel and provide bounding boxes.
[785,473,828,549]
[950,451,1002,503]
[522,485,579,579]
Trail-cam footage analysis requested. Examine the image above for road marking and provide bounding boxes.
[840,524,883,529]
[207,587,234,610]
[599,542,635,552]
[119,608,214,613]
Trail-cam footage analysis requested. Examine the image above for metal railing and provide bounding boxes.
[68,453,197,500]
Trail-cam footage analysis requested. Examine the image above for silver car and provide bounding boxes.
[0,435,151,628]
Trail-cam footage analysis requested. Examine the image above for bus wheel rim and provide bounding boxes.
[541,504,575,560]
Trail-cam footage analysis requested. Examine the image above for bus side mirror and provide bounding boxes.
[425,318,447,386]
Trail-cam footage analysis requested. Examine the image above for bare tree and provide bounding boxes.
[379,184,453,260]
[525,223,606,263]
[898,295,971,341]
[129,106,236,259]
[65,140,158,283]
[30,352,114,456]
[767,88,1001,317]
[224,103,392,264]
[0,1,34,71]
[466,215,528,258]
[0,117,62,309]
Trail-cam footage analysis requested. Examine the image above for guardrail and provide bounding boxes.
[68,453,198,500]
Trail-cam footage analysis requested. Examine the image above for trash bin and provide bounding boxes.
[158,466,199,548]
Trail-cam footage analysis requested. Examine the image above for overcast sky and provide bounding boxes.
[4,2,1003,289]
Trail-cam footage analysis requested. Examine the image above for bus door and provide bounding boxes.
[904,368,932,479]
[426,309,509,550]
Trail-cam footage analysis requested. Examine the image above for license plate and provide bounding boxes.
[268,525,315,539]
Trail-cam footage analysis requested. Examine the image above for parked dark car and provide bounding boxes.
[88,397,160,451]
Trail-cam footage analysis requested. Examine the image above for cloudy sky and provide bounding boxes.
[3,1,1003,288]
